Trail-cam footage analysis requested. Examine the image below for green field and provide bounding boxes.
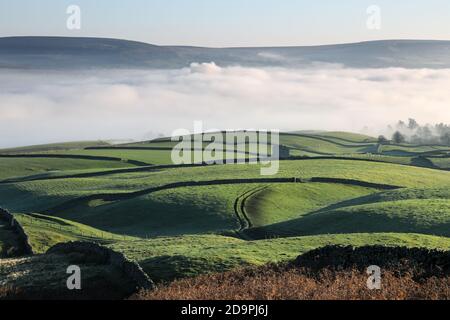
[1,131,449,291]
[0,157,136,181]
[108,233,450,282]
[0,141,111,154]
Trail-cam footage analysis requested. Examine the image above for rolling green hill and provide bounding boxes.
[1,131,448,183]
[0,157,135,181]
[246,199,450,239]
[0,141,111,154]
[1,159,449,236]
[9,217,450,283]
[1,130,449,292]
[14,213,136,254]
[307,131,377,143]
[243,183,376,227]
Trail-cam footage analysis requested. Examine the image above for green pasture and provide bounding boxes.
[1,131,450,288]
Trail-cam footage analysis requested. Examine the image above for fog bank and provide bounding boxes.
[1,64,449,148]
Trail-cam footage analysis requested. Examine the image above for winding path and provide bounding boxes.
[234,186,268,231]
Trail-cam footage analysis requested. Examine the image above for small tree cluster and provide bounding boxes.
[387,119,450,145]
[392,131,405,144]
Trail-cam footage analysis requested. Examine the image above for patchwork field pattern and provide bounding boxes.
[1,131,449,297]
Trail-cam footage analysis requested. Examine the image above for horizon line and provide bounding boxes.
[2,35,450,49]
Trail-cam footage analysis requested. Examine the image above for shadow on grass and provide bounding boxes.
[140,255,250,284]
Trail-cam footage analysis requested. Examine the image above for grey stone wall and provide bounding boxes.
[294,245,450,277]
[47,241,154,291]
[0,207,34,255]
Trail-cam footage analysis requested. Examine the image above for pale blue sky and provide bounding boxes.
[1,0,450,47]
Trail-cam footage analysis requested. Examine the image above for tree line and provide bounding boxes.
[378,119,450,145]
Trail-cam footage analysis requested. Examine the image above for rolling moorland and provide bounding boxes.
[2,37,450,70]
[0,130,449,299]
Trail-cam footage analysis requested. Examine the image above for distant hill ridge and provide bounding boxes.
[1,37,450,69]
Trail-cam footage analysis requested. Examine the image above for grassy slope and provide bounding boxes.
[381,144,449,153]
[0,157,134,181]
[49,183,377,236]
[2,159,449,207]
[248,199,450,238]
[246,186,450,239]
[0,159,448,237]
[280,134,376,154]
[11,212,450,283]
[14,213,136,254]
[14,209,450,283]
[1,132,448,184]
[0,160,447,236]
[1,132,450,287]
[429,157,450,169]
[0,141,110,154]
[15,131,449,160]
[50,184,255,236]
[244,183,376,226]
[10,215,450,284]
[109,233,450,282]
[309,131,378,142]
[41,149,173,165]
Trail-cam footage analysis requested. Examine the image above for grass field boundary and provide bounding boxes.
[3,155,447,185]
[17,213,133,247]
[123,131,375,147]
[45,177,401,213]
[382,149,450,157]
[86,146,173,151]
[85,146,263,157]
[281,133,376,147]
[0,154,150,166]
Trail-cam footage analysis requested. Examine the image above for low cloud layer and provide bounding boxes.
[1,64,449,148]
